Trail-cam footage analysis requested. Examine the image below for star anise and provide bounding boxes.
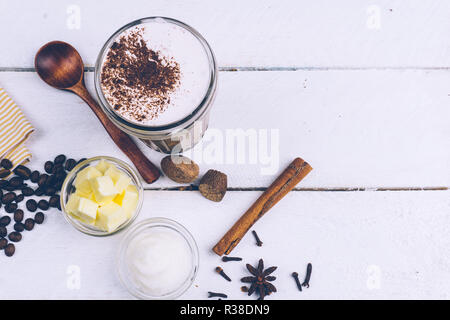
[241,259,277,300]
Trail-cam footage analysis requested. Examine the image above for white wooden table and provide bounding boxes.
[0,0,449,299]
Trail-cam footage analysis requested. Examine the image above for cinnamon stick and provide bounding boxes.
[212,157,312,256]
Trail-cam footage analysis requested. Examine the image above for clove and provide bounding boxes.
[291,272,302,292]
[252,230,263,247]
[208,291,227,299]
[215,266,232,282]
[222,256,243,262]
[302,263,312,288]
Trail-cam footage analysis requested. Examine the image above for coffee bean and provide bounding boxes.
[14,209,24,222]
[2,192,16,204]
[8,232,21,242]
[2,192,15,203]
[14,165,31,180]
[47,175,57,187]
[0,226,6,238]
[55,180,64,190]
[5,243,15,256]
[38,199,50,211]
[5,203,17,213]
[44,161,54,174]
[4,185,17,191]
[54,154,66,164]
[38,174,48,187]
[0,179,9,189]
[46,187,57,196]
[22,187,34,196]
[1,159,13,170]
[34,187,45,196]
[0,238,7,250]
[52,162,61,172]
[0,169,10,178]
[14,222,25,232]
[24,218,35,231]
[34,212,45,224]
[0,216,11,227]
[16,184,27,191]
[49,195,60,207]
[54,165,65,175]
[26,199,37,212]
[55,171,67,181]
[30,171,40,183]
[15,194,24,203]
[9,177,23,188]
[54,179,64,189]
[65,159,77,171]
[77,158,87,164]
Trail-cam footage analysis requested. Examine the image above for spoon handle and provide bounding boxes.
[71,84,160,183]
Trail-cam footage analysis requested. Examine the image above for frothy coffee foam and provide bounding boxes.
[101,20,211,126]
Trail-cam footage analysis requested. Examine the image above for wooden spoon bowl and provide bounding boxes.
[35,41,83,89]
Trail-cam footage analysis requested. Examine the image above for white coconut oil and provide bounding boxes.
[125,226,193,296]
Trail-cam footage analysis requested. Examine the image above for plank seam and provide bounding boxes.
[143,186,449,192]
[1,66,450,72]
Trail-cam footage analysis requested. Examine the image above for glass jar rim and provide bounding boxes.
[60,156,144,237]
[94,17,218,133]
[116,217,200,300]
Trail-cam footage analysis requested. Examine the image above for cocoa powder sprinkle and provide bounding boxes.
[101,27,181,123]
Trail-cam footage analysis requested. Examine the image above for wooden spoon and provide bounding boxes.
[35,41,160,183]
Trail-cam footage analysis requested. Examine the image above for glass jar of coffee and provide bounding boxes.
[94,17,217,154]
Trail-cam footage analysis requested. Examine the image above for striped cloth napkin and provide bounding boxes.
[0,87,34,169]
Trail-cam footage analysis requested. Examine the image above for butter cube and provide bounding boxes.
[95,159,111,174]
[113,191,125,205]
[95,202,127,232]
[113,184,138,205]
[66,193,81,214]
[75,197,99,223]
[90,176,118,205]
[114,185,139,218]
[114,173,132,194]
[104,165,121,179]
[127,184,138,194]
[105,166,131,194]
[75,188,95,200]
[74,166,102,195]
[66,194,98,224]
[69,213,96,226]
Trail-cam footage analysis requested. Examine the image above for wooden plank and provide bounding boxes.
[0,70,448,188]
[0,190,448,299]
[0,0,449,68]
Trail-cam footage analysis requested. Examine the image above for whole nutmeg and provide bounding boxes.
[199,169,227,202]
[161,155,199,184]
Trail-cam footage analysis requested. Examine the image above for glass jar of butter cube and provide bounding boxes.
[60,156,144,236]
